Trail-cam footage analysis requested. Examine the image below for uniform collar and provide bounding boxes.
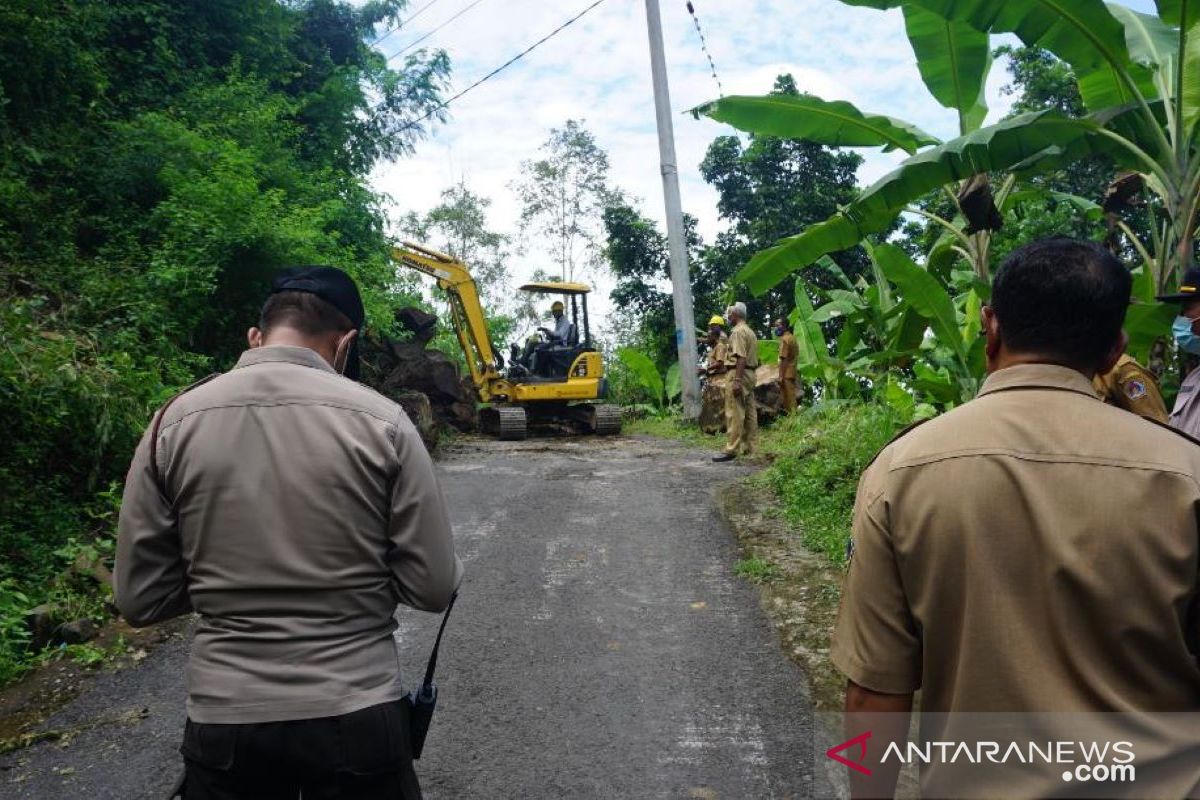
[234,345,336,374]
[977,362,1100,400]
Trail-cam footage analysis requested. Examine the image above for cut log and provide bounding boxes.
[699,363,784,434]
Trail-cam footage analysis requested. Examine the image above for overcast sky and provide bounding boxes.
[367,0,1154,327]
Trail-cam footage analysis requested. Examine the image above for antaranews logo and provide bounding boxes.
[825,732,1136,786]
[825,731,872,776]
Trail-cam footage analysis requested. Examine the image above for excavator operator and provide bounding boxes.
[539,300,573,345]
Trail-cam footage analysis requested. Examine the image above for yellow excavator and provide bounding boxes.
[391,241,622,440]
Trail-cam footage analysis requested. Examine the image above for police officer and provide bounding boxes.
[699,314,729,377]
[774,317,798,415]
[713,302,758,462]
[1159,267,1200,437]
[115,267,463,799]
[831,238,1200,798]
[1091,351,1167,421]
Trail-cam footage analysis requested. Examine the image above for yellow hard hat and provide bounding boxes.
[551,300,564,312]
[708,315,725,327]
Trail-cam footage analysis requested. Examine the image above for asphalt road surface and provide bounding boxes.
[1,435,824,799]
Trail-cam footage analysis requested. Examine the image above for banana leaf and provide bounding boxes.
[1109,4,1178,75]
[1124,302,1176,359]
[873,243,969,368]
[665,362,681,401]
[617,347,664,406]
[1183,19,1200,130]
[903,5,992,132]
[790,280,828,367]
[691,94,940,154]
[908,0,1157,112]
[736,108,1138,295]
[1155,0,1198,29]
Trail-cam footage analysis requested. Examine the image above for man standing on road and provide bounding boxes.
[115,266,463,800]
[831,238,1200,798]
[713,302,758,463]
[774,317,798,415]
[1160,268,1200,436]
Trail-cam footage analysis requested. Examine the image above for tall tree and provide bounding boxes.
[513,119,615,282]
[400,181,510,309]
[699,75,865,327]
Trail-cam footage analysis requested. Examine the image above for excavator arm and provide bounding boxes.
[391,242,505,401]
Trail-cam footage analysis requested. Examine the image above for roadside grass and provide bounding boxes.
[631,402,905,565]
[756,403,905,564]
[733,556,779,584]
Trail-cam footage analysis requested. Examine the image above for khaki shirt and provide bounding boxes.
[777,331,798,380]
[832,363,1200,715]
[115,346,464,724]
[726,321,759,369]
[705,334,730,374]
[1093,353,1167,422]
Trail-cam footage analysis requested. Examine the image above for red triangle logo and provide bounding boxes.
[826,731,873,775]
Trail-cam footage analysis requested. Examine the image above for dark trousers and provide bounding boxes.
[178,700,422,800]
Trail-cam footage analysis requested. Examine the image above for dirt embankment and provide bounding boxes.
[716,478,846,713]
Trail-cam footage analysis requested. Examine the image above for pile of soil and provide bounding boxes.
[361,307,479,449]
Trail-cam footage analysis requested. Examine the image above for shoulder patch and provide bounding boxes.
[1124,379,1147,400]
[861,417,934,472]
[1141,415,1200,448]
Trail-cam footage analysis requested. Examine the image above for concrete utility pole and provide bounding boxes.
[643,0,701,420]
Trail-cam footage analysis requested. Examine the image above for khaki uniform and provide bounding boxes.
[832,365,1200,793]
[723,321,759,456]
[1092,353,1167,422]
[115,346,464,724]
[777,330,798,414]
[705,334,730,375]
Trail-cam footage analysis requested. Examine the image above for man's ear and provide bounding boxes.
[247,327,264,349]
[333,328,358,375]
[1097,329,1127,376]
[981,306,1002,363]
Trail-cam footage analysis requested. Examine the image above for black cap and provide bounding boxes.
[270,266,365,380]
[1156,267,1200,302]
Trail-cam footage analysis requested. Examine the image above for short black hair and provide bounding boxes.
[991,237,1131,368]
[259,290,355,337]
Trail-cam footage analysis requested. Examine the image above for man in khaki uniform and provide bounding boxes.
[115,267,463,799]
[713,302,758,462]
[1092,352,1167,421]
[774,317,798,414]
[831,238,1200,798]
[699,314,730,377]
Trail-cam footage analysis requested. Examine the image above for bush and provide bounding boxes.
[760,403,904,564]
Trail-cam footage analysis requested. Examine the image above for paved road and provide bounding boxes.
[1,435,824,799]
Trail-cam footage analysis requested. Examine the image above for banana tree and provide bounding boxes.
[695,0,1200,299]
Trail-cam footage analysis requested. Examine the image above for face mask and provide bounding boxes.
[774,327,784,337]
[1172,315,1200,355]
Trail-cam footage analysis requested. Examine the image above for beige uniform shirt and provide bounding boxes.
[777,331,798,379]
[1093,353,1167,422]
[705,334,730,374]
[726,322,759,369]
[115,346,464,724]
[833,363,1200,715]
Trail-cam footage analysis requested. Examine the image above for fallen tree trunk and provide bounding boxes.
[699,363,783,434]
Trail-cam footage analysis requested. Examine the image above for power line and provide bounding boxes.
[389,0,612,133]
[371,0,446,47]
[685,1,723,97]
[383,0,492,61]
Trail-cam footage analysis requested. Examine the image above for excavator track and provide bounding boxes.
[496,406,527,441]
[591,404,622,436]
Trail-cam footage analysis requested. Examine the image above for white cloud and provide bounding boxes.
[369,0,1150,336]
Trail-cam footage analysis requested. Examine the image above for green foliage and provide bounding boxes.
[761,404,905,564]
[616,348,665,408]
[733,557,780,584]
[0,0,449,684]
